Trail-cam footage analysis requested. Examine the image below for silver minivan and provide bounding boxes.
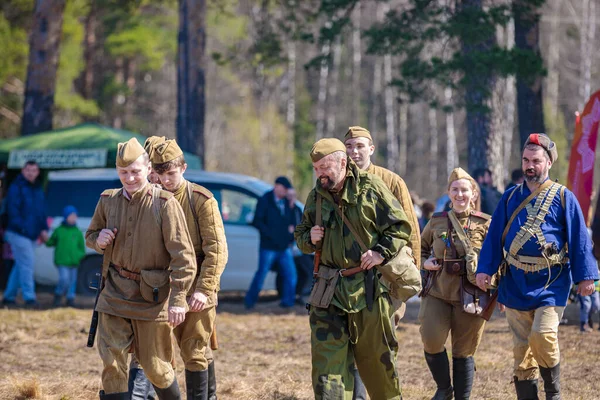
[37,168,283,295]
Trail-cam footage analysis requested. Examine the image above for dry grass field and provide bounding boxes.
[0,293,598,400]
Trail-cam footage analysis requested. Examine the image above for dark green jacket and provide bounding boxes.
[294,161,411,312]
[46,224,86,268]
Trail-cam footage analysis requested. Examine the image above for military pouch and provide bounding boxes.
[378,246,422,303]
[460,275,495,320]
[140,269,171,303]
[442,258,466,275]
[308,266,340,308]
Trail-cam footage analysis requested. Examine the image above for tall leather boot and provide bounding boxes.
[207,361,217,400]
[452,357,474,400]
[128,367,157,400]
[424,351,453,400]
[152,378,182,400]
[99,390,129,399]
[514,377,539,400]
[186,369,208,400]
[539,364,560,400]
[351,364,367,400]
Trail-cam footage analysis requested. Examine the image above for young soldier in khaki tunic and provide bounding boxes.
[343,125,421,399]
[419,168,490,400]
[86,138,197,400]
[151,139,228,400]
[295,138,412,400]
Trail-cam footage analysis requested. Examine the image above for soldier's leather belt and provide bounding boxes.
[505,253,568,273]
[339,266,365,277]
[111,263,141,281]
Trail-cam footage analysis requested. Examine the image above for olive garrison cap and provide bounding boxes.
[344,126,373,142]
[524,133,558,162]
[116,138,146,167]
[150,139,184,165]
[448,167,477,188]
[143,136,166,158]
[310,138,347,162]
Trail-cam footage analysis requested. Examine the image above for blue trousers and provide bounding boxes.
[3,230,37,302]
[578,292,600,323]
[55,266,78,300]
[245,248,297,308]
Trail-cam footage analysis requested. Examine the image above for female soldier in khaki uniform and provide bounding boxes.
[419,168,491,400]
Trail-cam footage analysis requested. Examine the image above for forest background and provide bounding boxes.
[1,0,599,204]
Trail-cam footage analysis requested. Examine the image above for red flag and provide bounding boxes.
[567,90,600,224]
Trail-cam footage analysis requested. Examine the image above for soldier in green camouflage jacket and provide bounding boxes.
[295,138,412,400]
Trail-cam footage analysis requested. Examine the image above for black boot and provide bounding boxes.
[152,379,181,400]
[128,367,157,400]
[514,377,539,400]
[186,369,208,400]
[539,364,560,400]
[452,357,474,400]
[99,390,129,400]
[424,351,453,400]
[351,364,367,400]
[207,361,217,400]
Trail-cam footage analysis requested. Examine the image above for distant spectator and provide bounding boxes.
[46,205,85,307]
[506,169,524,191]
[245,176,297,309]
[419,201,435,231]
[577,282,600,332]
[2,161,48,307]
[472,168,502,215]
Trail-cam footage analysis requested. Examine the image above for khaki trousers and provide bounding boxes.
[505,306,564,380]
[173,306,216,371]
[98,313,175,393]
[418,295,486,358]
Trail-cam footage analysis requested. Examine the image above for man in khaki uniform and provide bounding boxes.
[344,126,421,399]
[86,138,197,400]
[151,139,228,400]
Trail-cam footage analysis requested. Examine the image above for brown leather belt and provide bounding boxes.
[111,263,141,281]
[339,266,365,277]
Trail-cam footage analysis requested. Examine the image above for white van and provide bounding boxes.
[38,168,287,295]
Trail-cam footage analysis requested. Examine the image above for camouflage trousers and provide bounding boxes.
[505,306,564,380]
[310,294,401,400]
[418,295,486,358]
[98,312,175,393]
[173,305,216,371]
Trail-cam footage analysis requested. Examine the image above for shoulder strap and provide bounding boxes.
[315,192,323,251]
[448,210,473,254]
[501,180,553,246]
[333,203,368,253]
[152,185,163,228]
[187,182,201,238]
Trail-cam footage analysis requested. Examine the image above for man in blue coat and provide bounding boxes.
[2,160,48,306]
[476,134,598,400]
[245,176,297,309]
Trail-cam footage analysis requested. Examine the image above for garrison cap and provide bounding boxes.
[448,167,477,188]
[344,126,373,142]
[116,138,146,167]
[310,138,347,162]
[150,139,184,165]
[524,133,558,163]
[143,136,166,159]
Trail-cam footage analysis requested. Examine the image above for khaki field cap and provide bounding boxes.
[524,133,558,162]
[143,136,166,158]
[448,167,477,190]
[116,138,146,167]
[344,126,373,142]
[310,138,347,162]
[150,139,184,165]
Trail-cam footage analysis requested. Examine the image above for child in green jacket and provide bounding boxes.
[46,205,85,307]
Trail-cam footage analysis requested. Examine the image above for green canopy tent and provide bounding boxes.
[0,123,201,169]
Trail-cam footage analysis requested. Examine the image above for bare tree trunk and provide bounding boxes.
[445,87,457,177]
[503,19,516,183]
[286,36,296,176]
[112,57,124,129]
[21,0,67,135]
[429,107,438,186]
[579,0,595,111]
[352,6,361,119]
[315,42,330,141]
[514,0,545,147]
[384,51,397,171]
[398,103,408,176]
[326,38,342,136]
[80,2,97,100]
[177,0,206,167]
[546,0,560,118]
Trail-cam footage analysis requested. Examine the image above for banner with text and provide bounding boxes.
[8,149,108,169]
